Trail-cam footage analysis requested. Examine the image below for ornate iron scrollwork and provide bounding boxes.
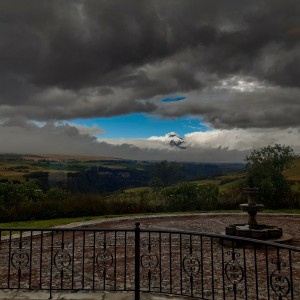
[96,240,114,279]
[225,260,244,285]
[181,238,201,296]
[141,241,159,269]
[96,249,113,272]
[224,250,244,296]
[54,248,71,272]
[224,251,244,285]
[11,241,30,275]
[270,259,291,298]
[183,254,200,277]
[141,252,159,269]
[10,241,30,277]
[53,242,72,279]
[140,241,159,283]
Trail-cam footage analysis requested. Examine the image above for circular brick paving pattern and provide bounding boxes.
[82,213,300,299]
[0,213,298,300]
[85,213,300,248]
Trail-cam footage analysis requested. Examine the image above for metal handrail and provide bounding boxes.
[0,223,298,299]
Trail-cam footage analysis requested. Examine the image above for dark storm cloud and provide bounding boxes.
[155,86,300,129]
[0,0,300,128]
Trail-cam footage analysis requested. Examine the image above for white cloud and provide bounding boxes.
[185,128,300,154]
[0,118,299,163]
[98,127,300,161]
[98,138,170,150]
[217,76,266,92]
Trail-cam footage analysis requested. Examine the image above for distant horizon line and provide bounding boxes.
[0,152,246,165]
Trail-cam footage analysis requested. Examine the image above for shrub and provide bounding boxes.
[160,182,219,211]
[218,188,243,210]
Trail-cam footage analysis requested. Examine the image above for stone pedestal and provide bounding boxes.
[240,203,264,226]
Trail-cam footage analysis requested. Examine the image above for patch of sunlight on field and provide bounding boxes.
[284,158,300,181]
[102,164,127,169]
[0,162,76,181]
[192,179,221,185]
[124,187,151,193]
[217,172,246,180]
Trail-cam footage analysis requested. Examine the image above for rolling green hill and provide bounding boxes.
[0,156,299,223]
[1,153,299,195]
[0,153,245,193]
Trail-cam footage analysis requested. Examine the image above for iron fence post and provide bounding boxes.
[135,222,141,300]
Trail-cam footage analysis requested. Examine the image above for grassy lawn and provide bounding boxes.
[0,216,107,229]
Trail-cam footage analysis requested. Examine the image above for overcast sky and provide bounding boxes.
[0,0,300,162]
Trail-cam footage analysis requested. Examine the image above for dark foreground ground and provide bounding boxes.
[0,213,299,300]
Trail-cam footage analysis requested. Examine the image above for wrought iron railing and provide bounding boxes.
[0,223,299,299]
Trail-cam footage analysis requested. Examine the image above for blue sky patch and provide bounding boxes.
[161,96,187,103]
[69,113,211,139]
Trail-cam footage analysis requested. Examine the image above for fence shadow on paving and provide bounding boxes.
[0,223,299,299]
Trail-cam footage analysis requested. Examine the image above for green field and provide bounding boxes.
[0,153,149,182]
[0,154,299,225]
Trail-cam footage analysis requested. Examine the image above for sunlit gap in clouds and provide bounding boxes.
[217,76,266,92]
[67,113,212,139]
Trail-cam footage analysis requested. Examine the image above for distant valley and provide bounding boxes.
[0,153,245,193]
